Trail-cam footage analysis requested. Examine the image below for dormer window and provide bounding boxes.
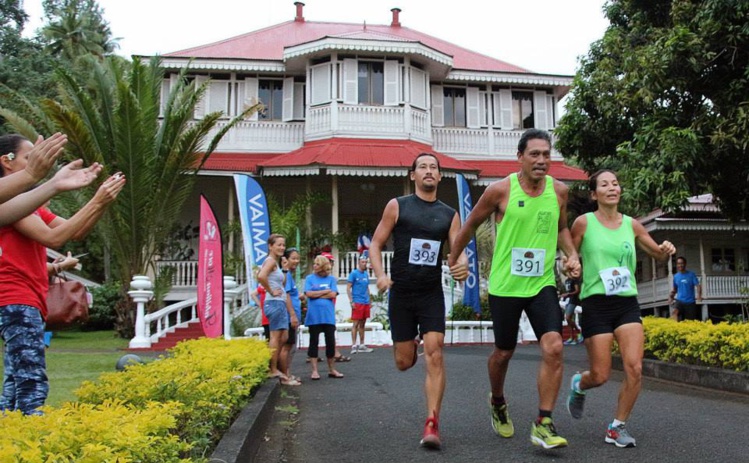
[358,62,384,105]
[259,80,284,120]
[443,88,466,127]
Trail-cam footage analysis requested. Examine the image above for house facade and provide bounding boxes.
[148,3,587,298]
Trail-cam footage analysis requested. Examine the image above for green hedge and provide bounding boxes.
[0,338,271,462]
[643,317,749,372]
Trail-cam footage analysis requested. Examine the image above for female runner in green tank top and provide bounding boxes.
[566,170,675,448]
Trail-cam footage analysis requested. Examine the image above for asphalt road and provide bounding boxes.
[255,343,749,463]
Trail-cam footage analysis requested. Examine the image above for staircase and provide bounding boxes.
[146,321,205,351]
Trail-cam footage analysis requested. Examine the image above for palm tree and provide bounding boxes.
[1,56,260,336]
[42,0,117,61]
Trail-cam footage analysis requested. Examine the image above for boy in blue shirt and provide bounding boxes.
[347,253,373,353]
[668,257,702,320]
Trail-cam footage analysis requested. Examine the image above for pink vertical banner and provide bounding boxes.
[198,195,223,338]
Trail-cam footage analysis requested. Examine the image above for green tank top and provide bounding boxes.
[490,173,559,297]
[579,213,638,299]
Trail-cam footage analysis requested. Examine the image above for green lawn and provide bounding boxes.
[1,330,138,407]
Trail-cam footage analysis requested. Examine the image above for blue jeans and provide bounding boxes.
[0,304,48,415]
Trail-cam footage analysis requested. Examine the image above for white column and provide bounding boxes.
[128,275,154,349]
[331,175,339,276]
[223,275,238,340]
[699,237,708,320]
[227,186,235,254]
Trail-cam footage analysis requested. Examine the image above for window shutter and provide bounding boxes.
[534,91,549,130]
[384,60,400,106]
[466,87,480,129]
[311,63,332,105]
[244,77,259,121]
[208,81,229,115]
[193,76,208,119]
[293,82,305,120]
[546,95,556,129]
[479,90,488,126]
[282,77,294,121]
[409,67,427,109]
[342,59,358,104]
[497,89,512,130]
[431,85,444,127]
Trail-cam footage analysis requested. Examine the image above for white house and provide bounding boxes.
[146,2,586,300]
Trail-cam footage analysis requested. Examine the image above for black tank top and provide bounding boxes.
[391,194,456,293]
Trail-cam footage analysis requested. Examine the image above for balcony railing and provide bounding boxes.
[156,252,394,291]
[433,127,561,158]
[204,120,305,152]
[637,275,749,306]
[306,104,430,142]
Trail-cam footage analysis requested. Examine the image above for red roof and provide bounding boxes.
[201,144,586,182]
[165,20,529,74]
[257,138,479,173]
[201,152,280,173]
[464,160,587,182]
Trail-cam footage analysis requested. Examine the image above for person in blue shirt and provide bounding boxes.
[668,257,702,321]
[304,255,344,380]
[347,253,373,354]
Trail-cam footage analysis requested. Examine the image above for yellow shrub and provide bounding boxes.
[0,401,190,462]
[0,337,271,462]
[643,317,749,371]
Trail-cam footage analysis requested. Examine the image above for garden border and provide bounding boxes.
[613,357,749,395]
[209,379,280,463]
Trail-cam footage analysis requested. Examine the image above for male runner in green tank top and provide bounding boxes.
[449,128,581,449]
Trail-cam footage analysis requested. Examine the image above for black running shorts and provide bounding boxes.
[488,286,562,350]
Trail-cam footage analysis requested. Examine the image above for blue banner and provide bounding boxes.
[234,175,271,291]
[456,174,481,313]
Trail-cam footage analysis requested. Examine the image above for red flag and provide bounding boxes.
[198,195,223,338]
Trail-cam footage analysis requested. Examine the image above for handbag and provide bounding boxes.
[46,275,90,330]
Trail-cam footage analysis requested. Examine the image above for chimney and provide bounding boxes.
[295,2,305,22]
[391,8,401,27]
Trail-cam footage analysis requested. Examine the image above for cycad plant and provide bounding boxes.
[1,56,260,335]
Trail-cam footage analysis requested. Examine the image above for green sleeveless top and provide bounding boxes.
[490,174,559,297]
[579,212,638,299]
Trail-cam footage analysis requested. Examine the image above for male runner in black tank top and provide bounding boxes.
[370,153,468,451]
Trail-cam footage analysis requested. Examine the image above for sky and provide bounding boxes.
[21,0,610,76]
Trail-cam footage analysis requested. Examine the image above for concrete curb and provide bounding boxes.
[209,379,280,463]
[612,356,749,395]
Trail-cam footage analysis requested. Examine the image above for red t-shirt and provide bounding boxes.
[0,207,57,318]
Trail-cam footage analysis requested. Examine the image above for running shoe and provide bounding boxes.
[420,416,441,450]
[605,423,637,448]
[489,393,514,437]
[358,345,374,353]
[567,372,586,419]
[350,345,358,354]
[530,418,568,449]
[575,334,584,343]
[563,338,575,345]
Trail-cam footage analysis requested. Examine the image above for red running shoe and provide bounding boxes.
[420,415,441,450]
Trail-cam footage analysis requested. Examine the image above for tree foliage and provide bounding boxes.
[556,0,749,220]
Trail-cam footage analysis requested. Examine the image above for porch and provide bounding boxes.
[637,275,749,308]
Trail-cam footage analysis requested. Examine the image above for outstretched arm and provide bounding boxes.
[633,220,675,261]
[555,181,580,277]
[0,160,103,227]
[447,213,469,281]
[0,133,67,204]
[448,181,503,267]
[12,173,125,249]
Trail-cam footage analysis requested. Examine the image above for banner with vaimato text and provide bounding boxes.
[456,174,481,313]
[233,174,271,292]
